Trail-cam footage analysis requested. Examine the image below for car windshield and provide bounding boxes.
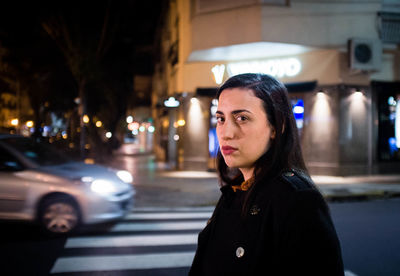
[2,137,70,166]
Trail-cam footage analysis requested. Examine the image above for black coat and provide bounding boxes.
[189,170,344,276]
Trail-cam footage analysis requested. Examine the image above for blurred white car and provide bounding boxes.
[0,134,134,234]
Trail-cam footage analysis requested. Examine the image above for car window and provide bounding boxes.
[2,137,70,166]
[0,147,24,171]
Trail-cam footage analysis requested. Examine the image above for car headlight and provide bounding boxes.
[90,179,117,195]
[116,170,133,183]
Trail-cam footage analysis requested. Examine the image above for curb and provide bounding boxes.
[324,191,400,202]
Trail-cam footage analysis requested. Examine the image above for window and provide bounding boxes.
[0,148,23,171]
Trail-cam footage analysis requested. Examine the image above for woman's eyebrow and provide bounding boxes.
[231,109,252,115]
[216,109,252,115]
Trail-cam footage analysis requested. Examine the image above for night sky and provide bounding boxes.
[0,1,164,135]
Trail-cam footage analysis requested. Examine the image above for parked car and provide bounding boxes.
[0,134,134,234]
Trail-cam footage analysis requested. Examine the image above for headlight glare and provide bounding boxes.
[81,176,94,183]
[117,170,133,183]
[91,179,116,195]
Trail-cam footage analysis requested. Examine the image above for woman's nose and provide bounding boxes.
[218,120,235,140]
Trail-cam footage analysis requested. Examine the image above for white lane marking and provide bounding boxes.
[110,221,206,232]
[344,270,359,276]
[51,251,195,273]
[126,212,212,220]
[131,206,215,212]
[65,233,198,248]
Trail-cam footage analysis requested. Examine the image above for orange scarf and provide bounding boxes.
[231,177,254,192]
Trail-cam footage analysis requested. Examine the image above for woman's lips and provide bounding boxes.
[221,146,238,155]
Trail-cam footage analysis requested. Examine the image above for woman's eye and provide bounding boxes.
[236,116,248,122]
[216,117,224,123]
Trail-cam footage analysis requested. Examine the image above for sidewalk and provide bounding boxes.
[158,170,400,202]
[312,175,400,201]
[109,146,400,206]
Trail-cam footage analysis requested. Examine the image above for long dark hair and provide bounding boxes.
[216,73,308,214]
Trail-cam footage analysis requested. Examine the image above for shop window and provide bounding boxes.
[378,94,400,161]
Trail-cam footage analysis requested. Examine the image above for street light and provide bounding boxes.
[83,115,90,124]
[11,118,19,126]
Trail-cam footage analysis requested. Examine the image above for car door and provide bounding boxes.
[0,146,29,219]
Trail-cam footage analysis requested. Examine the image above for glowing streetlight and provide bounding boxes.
[26,121,34,128]
[83,115,90,124]
[177,119,186,126]
[11,118,19,126]
[96,121,103,127]
[126,116,133,123]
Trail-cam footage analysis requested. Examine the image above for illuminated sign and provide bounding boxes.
[211,64,225,84]
[211,58,302,84]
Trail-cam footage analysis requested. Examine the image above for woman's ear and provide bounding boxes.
[271,127,276,139]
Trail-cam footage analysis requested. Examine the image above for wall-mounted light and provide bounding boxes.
[353,90,363,99]
[164,97,180,107]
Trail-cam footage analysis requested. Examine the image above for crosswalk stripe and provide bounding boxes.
[51,251,195,273]
[65,233,199,248]
[126,211,212,220]
[131,206,214,212]
[110,221,206,232]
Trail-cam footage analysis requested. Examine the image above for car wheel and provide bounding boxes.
[39,196,80,234]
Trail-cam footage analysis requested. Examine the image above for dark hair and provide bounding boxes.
[216,73,308,215]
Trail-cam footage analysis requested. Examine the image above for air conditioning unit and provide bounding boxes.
[348,38,382,71]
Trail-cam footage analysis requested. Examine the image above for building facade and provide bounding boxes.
[153,0,400,175]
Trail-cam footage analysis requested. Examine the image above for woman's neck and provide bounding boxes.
[239,167,254,181]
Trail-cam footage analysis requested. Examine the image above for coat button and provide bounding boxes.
[284,171,294,177]
[236,247,245,258]
[250,205,260,215]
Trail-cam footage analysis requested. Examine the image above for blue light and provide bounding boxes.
[208,128,219,158]
[292,99,304,123]
[389,137,398,155]
[293,106,304,114]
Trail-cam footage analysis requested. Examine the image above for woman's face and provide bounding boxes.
[216,88,275,176]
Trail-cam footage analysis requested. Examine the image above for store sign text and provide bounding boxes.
[212,58,302,84]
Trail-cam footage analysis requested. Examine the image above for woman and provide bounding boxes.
[189,73,344,276]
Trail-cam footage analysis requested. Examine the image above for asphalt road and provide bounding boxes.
[331,198,400,276]
[1,198,399,275]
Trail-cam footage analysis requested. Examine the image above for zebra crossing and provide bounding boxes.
[50,207,213,275]
[49,206,359,276]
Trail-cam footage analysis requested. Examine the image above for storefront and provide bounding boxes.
[156,47,398,175]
